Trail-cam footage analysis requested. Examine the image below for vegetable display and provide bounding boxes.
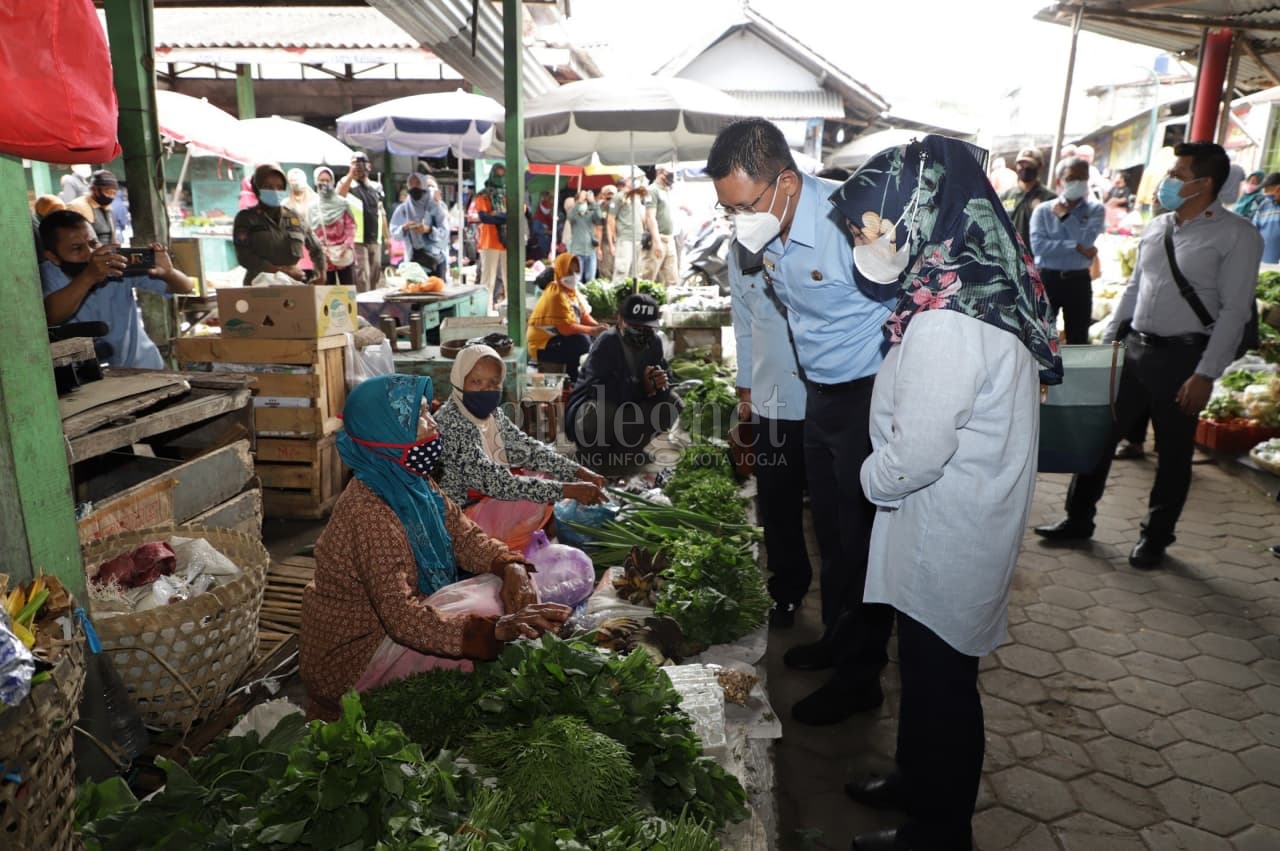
[678,378,738,442]
[79,682,737,849]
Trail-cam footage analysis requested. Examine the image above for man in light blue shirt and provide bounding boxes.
[708,118,896,726]
[40,209,193,370]
[1029,156,1105,343]
[1251,172,1280,263]
[729,241,811,628]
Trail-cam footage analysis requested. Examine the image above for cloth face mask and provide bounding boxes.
[462,390,503,419]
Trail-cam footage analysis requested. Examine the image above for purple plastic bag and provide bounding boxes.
[524,530,595,607]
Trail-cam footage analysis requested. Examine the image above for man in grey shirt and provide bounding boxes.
[1036,142,1262,569]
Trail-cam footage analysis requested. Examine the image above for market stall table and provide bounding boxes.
[393,343,527,402]
[357,284,488,346]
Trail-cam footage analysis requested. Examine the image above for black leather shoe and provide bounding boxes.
[1033,517,1094,541]
[851,827,907,850]
[1114,440,1146,460]
[1129,536,1167,570]
[782,639,835,671]
[769,602,800,629]
[844,771,907,811]
[791,679,883,726]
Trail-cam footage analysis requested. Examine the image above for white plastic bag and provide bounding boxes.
[345,333,396,389]
[171,536,241,584]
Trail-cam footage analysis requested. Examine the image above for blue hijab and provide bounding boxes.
[336,374,457,594]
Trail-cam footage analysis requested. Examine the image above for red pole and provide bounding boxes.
[1190,29,1234,141]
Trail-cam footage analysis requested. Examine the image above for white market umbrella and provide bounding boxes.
[239,116,354,166]
[827,128,922,170]
[522,75,750,166]
[155,90,258,206]
[335,89,504,158]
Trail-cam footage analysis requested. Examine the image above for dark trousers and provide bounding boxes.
[1066,336,1205,544]
[537,333,592,382]
[753,416,811,608]
[1040,268,1093,344]
[410,248,447,280]
[896,611,983,851]
[803,378,894,683]
[323,265,354,287]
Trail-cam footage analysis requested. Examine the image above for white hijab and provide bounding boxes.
[449,344,507,463]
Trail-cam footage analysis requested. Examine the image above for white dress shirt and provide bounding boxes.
[860,310,1040,656]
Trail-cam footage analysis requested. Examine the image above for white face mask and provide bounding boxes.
[732,179,789,254]
[853,236,912,284]
[1061,180,1089,202]
[561,274,579,289]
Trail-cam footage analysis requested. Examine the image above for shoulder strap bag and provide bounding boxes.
[1162,225,1258,358]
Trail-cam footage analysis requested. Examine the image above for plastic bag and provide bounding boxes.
[524,530,594,607]
[553,499,620,549]
[424,574,505,617]
[397,261,429,283]
[171,536,241,583]
[249,271,298,286]
[0,613,35,708]
[346,332,395,389]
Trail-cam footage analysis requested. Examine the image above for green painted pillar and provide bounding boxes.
[0,155,84,592]
[30,161,53,197]
[503,0,526,347]
[104,0,167,246]
[235,64,256,120]
[380,150,395,223]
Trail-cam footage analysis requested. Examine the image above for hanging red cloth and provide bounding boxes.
[0,0,121,163]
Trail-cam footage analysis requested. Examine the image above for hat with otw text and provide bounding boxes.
[620,293,660,327]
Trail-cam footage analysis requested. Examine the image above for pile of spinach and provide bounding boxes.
[664,442,746,525]
[678,378,738,442]
[654,530,771,649]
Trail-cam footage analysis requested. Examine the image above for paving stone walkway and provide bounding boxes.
[768,452,1280,851]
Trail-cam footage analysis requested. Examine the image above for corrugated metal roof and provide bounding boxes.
[141,6,419,50]
[1036,1,1280,95]
[724,90,846,120]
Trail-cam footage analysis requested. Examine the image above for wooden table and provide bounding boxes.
[357,284,488,345]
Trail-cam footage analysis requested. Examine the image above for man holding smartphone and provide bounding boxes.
[1029,156,1106,343]
[38,209,193,369]
[338,152,386,292]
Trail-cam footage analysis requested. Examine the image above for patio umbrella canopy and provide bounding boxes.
[522,75,750,165]
[827,128,922,170]
[155,90,256,163]
[335,89,505,158]
[239,116,354,166]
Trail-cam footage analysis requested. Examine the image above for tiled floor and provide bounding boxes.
[768,452,1280,851]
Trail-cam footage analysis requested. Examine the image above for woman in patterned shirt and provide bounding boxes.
[300,373,569,720]
[435,344,606,552]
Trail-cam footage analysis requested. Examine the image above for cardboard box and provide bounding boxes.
[217,285,357,339]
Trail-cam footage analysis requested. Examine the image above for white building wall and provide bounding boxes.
[677,30,821,91]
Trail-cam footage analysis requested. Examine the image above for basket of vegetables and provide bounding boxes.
[81,525,267,731]
[0,574,85,851]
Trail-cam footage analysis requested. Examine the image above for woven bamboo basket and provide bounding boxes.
[81,525,267,731]
[0,630,86,850]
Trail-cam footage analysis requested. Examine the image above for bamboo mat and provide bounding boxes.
[258,554,314,644]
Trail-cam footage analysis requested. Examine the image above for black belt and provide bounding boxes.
[1132,331,1210,348]
[805,376,869,394]
[1040,268,1092,278]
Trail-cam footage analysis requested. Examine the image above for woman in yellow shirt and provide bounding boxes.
[526,252,606,380]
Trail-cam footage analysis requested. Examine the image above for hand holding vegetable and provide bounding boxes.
[494,602,571,641]
[500,562,539,613]
[562,481,605,505]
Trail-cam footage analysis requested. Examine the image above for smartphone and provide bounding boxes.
[118,247,157,274]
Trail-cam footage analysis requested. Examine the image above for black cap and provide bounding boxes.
[90,169,118,188]
[620,293,660,327]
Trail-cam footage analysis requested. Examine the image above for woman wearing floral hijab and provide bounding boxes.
[300,374,569,720]
[829,135,1061,851]
[309,166,357,285]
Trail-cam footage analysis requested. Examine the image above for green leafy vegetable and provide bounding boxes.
[1221,370,1264,391]
[465,715,639,827]
[665,468,747,525]
[679,378,738,441]
[654,531,771,649]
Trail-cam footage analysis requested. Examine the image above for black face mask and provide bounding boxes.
[408,187,426,201]
[58,260,90,279]
[1016,167,1039,183]
[622,326,654,349]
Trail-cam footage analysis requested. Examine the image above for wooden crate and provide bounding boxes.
[258,433,348,519]
[171,336,347,436]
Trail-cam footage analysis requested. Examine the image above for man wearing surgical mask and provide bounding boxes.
[1037,141,1262,570]
[1029,156,1106,344]
[706,118,897,726]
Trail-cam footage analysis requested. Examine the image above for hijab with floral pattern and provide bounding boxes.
[336,373,457,594]
[829,134,1063,384]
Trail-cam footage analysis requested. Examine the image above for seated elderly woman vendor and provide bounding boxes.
[435,345,607,552]
[300,373,570,720]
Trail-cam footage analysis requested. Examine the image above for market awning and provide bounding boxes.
[1035,2,1280,94]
